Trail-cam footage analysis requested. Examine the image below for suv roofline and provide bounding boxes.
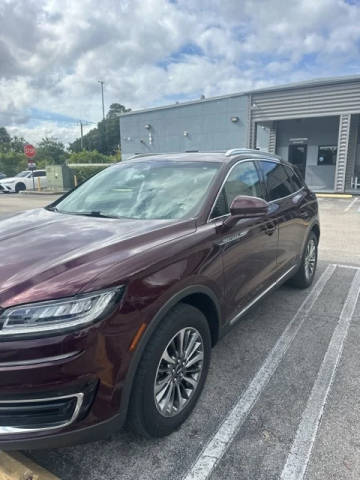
[128,151,227,160]
[225,148,281,160]
[128,149,281,161]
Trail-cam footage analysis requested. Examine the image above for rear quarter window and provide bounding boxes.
[284,165,303,191]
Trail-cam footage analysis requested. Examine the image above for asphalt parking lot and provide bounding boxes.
[0,193,60,218]
[1,194,360,480]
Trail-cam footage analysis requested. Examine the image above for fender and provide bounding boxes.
[117,284,221,423]
[301,219,320,255]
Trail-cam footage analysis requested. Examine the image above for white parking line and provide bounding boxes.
[334,263,360,270]
[344,197,358,212]
[280,268,360,480]
[182,264,336,480]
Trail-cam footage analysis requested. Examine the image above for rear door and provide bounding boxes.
[258,160,305,271]
[210,160,278,324]
[32,171,47,189]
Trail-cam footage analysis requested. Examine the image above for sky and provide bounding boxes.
[1,0,360,146]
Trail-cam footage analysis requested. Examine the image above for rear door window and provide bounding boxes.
[259,161,294,201]
[284,165,303,191]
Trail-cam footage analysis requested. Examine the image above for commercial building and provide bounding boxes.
[119,75,360,192]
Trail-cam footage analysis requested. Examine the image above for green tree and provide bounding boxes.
[10,136,26,153]
[69,127,101,153]
[69,103,131,155]
[37,137,68,165]
[0,128,28,174]
[105,103,131,155]
[106,103,131,119]
[0,127,11,153]
[0,152,27,176]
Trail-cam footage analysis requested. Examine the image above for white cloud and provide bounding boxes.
[1,0,360,145]
[6,122,92,145]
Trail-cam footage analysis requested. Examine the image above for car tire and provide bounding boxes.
[288,231,318,289]
[15,183,26,193]
[127,303,211,438]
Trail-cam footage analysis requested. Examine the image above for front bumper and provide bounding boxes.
[0,306,139,450]
[0,410,125,450]
[0,184,15,193]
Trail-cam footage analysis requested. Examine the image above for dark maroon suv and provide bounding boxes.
[0,149,319,449]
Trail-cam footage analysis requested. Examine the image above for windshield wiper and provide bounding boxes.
[45,205,59,212]
[64,210,119,219]
[81,211,117,219]
[46,207,119,219]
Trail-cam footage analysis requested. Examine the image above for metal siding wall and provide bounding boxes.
[335,114,351,191]
[345,115,359,188]
[246,94,252,147]
[268,122,277,154]
[120,95,248,156]
[252,82,360,121]
[355,119,360,178]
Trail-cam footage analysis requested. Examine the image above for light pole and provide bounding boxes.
[98,80,105,120]
[80,120,84,150]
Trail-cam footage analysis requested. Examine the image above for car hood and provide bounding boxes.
[0,177,17,183]
[0,208,196,308]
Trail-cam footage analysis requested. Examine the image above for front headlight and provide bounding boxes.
[0,286,124,337]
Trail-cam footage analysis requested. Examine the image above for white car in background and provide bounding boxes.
[0,170,47,193]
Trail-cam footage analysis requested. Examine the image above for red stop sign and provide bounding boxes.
[24,144,36,158]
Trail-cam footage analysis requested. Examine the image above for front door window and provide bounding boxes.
[211,161,264,218]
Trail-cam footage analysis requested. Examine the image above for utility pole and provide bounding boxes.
[80,120,84,150]
[98,80,105,120]
[98,80,106,153]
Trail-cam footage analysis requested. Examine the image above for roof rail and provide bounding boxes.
[225,148,281,159]
[128,153,163,159]
[128,151,226,159]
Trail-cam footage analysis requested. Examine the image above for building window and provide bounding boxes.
[318,146,337,166]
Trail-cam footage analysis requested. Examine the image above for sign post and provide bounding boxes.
[24,144,37,190]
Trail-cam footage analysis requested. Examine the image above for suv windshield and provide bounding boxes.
[55,160,221,220]
[16,171,31,177]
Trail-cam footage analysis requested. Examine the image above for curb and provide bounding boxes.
[0,451,60,479]
[316,193,353,199]
[19,191,64,196]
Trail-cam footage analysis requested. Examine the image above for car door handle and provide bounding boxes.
[263,221,276,236]
[300,210,310,219]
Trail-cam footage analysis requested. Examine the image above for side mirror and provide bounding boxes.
[230,195,268,217]
[223,195,268,228]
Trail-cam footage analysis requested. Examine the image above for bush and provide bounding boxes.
[70,165,110,184]
[67,150,118,185]
[68,150,114,164]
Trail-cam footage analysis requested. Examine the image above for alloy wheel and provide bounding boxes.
[304,238,316,280]
[154,327,204,418]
